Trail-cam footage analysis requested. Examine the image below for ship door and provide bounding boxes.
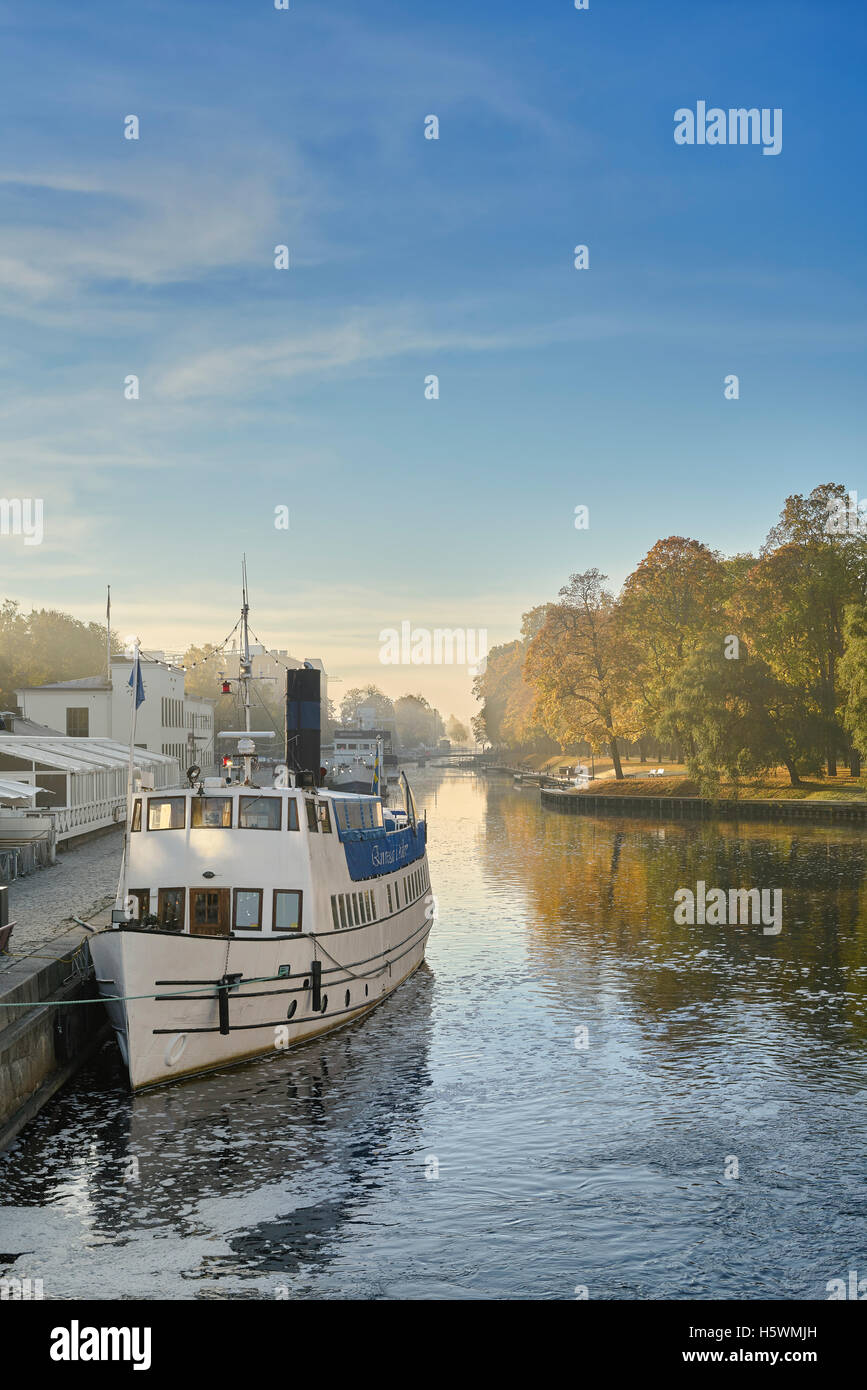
[191,888,230,936]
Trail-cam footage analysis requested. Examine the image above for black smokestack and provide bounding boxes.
[285,666,321,782]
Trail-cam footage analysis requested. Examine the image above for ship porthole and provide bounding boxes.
[345,989,350,1007]
[320,995,328,1013]
[164,1034,187,1068]
[286,1000,297,1020]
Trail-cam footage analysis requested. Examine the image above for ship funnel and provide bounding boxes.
[285,667,321,782]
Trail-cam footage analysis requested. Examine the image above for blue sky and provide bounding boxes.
[1,0,865,721]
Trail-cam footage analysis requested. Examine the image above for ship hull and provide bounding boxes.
[90,899,431,1090]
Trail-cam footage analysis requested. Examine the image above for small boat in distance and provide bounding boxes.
[324,727,392,796]
[89,567,433,1090]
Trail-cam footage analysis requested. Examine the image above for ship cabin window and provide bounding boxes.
[192,796,232,828]
[157,888,185,929]
[386,883,393,913]
[330,897,340,930]
[351,894,360,926]
[148,797,186,831]
[192,889,229,935]
[333,799,383,832]
[305,800,319,832]
[131,799,142,832]
[239,795,281,830]
[129,889,149,918]
[338,894,348,928]
[273,890,302,932]
[286,797,299,831]
[318,802,332,833]
[234,888,263,930]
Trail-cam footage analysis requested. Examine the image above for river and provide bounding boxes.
[2,767,866,1299]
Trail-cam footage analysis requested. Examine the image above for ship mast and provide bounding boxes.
[239,557,253,783]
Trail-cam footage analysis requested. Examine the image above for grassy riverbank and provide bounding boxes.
[513,753,867,802]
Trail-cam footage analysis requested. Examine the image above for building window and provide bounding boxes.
[273,890,302,932]
[234,888,263,930]
[147,797,186,830]
[66,707,89,737]
[239,795,281,830]
[191,797,232,828]
[157,888,185,929]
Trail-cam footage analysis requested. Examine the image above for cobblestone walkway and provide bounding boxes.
[2,829,123,961]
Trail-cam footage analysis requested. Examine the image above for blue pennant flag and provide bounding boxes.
[129,656,145,710]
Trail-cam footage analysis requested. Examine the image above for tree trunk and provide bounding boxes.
[783,756,802,787]
[609,737,624,780]
[849,749,861,778]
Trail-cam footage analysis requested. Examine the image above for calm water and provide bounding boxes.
[2,769,867,1300]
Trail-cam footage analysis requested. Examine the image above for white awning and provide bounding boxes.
[0,736,179,774]
[0,777,40,805]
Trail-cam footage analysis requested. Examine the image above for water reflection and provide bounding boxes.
[1,770,866,1300]
[486,790,867,1050]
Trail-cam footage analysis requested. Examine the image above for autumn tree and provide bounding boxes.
[471,621,554,753]
[524,570,634,778]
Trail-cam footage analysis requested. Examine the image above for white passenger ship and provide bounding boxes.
[89,581,433,1091]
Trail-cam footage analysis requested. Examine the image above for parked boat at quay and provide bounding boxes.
[89,571,433,1091]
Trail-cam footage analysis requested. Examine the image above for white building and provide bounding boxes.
[0,736,179,843]
[16,657,216,772]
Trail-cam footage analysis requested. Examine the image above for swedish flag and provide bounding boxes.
[372,739,381,795]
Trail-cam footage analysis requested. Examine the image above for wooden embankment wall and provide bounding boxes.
[541,789,867,826]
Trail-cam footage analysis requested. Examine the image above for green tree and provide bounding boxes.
[658,641,824,792]
[394,693,443,747]
[0,601,118,710]
[618,536,727,742]
[339,685,395,726]
[446,715,469,743]
[733,483,867,775]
